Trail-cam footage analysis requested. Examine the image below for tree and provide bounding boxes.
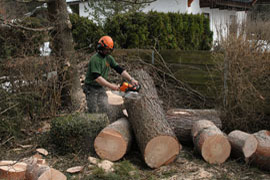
[85,0,153,25]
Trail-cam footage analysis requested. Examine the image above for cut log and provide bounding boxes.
[228,130,258,161]
[166,108,222,145]
[250,130,270,171]
[26,163,50,180]
[106,91,126,122]
[124,69,181,168]
[192,120,231,164]
[94,117,133,161]
[38,168,67,180]
[0,161,27,180]
[25,157,66,180]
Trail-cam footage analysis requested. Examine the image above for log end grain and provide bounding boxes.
[144,136,181,168]
[243,135,258,158]
[228,130,258,159]
[94,129,127,161]
[201,134,231,164]
[38,168,66,180]
[0,162,27,180]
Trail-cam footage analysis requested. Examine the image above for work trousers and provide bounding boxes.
[83,84,108,113]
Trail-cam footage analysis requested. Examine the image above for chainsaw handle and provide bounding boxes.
[119,82,140,92]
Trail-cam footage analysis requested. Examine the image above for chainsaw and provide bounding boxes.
[112,82,141,99]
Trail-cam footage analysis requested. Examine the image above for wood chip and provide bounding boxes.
[88,157,98,165]
[66,166,84,173]
[36,148,48,156]
[19,144,33,148]
[97,160,114,173]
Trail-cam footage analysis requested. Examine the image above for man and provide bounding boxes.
[83,35,138,113]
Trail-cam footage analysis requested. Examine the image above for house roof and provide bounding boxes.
[66,0,80,2]
[199,0,262,10]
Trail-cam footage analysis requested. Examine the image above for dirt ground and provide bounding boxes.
[1,134,270,180]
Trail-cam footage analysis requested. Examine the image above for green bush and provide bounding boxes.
[69,14,104,51]
[50,113,109,155]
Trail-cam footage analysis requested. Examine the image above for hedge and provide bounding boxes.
[69,13,104,51]
[70,11,213,51]
[104,11,213,50]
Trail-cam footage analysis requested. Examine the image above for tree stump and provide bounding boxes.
[124,69,181,168]
[94,117,133,161]
[250,130,270,171]
[166,108,222,145]
[228,130,258,161]
[191,120,231,164]
[0,161,27,180]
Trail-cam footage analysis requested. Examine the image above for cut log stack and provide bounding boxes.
[166,108,222,145]
[191,120,231,164]
[94,117,133,161]
[250,130,270,171]
[124,69,181,168]
[228,130,258,161]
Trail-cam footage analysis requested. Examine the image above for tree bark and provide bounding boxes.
[94,117,133,161]
[166,108,222,145]
[47,0,83,110]
[124,69,181,168]
[192,120,231,164]
[250,130,270,171]
[228,130,258,161]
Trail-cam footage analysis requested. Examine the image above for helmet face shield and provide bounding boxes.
[102,48,113,55]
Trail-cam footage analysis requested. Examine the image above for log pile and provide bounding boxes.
[83,70,270,171]
[191,120,231,164]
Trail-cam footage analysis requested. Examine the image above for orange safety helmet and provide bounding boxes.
[97,35,114,50]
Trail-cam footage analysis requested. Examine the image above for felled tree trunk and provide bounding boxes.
[94,117,133,161]
[166,108,222,145]
[0,161,27,180]
[124,69,181,169]
[228,130,258,161]
[250,130,270,171]
[192,120,231,164]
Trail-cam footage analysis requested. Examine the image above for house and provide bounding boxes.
[67,0,268,44]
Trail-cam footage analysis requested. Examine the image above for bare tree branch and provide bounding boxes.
[0,18,54,31]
